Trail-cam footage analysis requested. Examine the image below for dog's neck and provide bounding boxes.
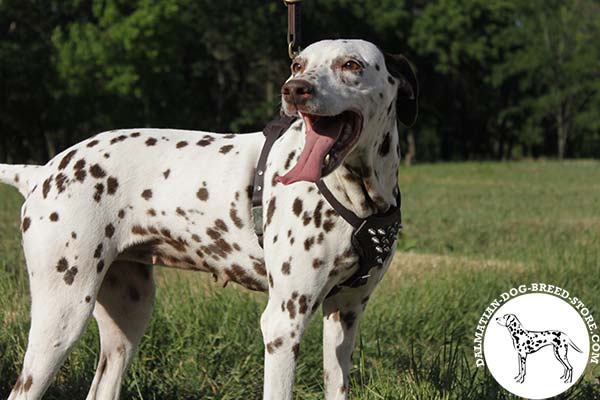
[507,321,523,332]
[323,113,400,218]
[506,323,523,349]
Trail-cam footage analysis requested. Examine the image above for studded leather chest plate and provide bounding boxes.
[348,205,402,288]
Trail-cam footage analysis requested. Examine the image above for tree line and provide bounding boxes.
[1,0,599,163]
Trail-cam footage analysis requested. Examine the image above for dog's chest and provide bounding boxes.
[259,131,359,282]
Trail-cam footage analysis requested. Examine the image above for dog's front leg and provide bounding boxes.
[517,353,527,383]
[321,257,390,400]
[514,353,522,380]
[260,292,312,400]
[260,283,318,400]
[260,234,333,400]
[322,290,365,399]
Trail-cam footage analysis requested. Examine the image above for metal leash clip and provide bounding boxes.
[283,0,302,59]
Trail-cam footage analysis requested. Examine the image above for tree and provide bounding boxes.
[1,0,599,163]
[409,0,515,160]
[0,1,83,162]
[51,0,289,135]
[491,0,600,159]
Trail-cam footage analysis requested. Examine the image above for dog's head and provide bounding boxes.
[278,39,418,184]
[496,314,519,328]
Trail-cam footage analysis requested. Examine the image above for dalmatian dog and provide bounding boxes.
[0,39,417,400]
[496,314,583,384]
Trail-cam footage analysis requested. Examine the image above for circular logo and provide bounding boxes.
[483,293,590,399]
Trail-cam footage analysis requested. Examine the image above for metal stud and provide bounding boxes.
[257,185,262,191]
[376,257,383,264]
[257,169,264,176]
[375,246,383,254]
[377,228,386,235]
[371,237,380,244]
[368,228,376,235]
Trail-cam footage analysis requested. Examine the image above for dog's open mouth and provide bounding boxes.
[278,111,363,184]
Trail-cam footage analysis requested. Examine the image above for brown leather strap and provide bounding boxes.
[252,116,298,208]
[251,116,297,246]
[316,180,362,229]
[317,180,401,229]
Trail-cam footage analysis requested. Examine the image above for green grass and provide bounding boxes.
[1,161,599,399]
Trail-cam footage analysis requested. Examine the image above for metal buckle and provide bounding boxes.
[252,206,263,236]
[288,42,299,60]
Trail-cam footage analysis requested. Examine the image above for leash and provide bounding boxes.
[283,0,302,59]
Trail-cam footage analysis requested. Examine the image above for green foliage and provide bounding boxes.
[489,0,600,159]
[409,0,517,160]
[410,0,512,75]
[0,0,598,162]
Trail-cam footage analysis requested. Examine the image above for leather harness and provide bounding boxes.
[251,116,402,291]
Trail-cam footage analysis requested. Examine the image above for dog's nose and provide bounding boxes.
[282,79,314,105]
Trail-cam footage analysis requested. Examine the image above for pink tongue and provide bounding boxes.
[277,116,343,184]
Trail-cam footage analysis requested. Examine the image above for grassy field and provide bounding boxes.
[1,161,599,399]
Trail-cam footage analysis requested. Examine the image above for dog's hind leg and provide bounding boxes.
[553,346,569,380]
[8,243,100,399]
[555,346,573,383]
[322,289,368,400]
[86,261,155,400]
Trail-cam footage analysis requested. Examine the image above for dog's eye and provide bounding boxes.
[342,60,362,72]
[291,62,303,74]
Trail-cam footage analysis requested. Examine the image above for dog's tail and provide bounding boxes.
[0,164,44,197]
[569,337,583,353]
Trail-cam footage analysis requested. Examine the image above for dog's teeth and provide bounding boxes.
[325,154,331,165]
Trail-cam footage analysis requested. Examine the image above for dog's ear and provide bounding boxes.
[384,53,418,128]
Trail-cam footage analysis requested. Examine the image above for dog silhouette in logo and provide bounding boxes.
[496,313,583,383]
